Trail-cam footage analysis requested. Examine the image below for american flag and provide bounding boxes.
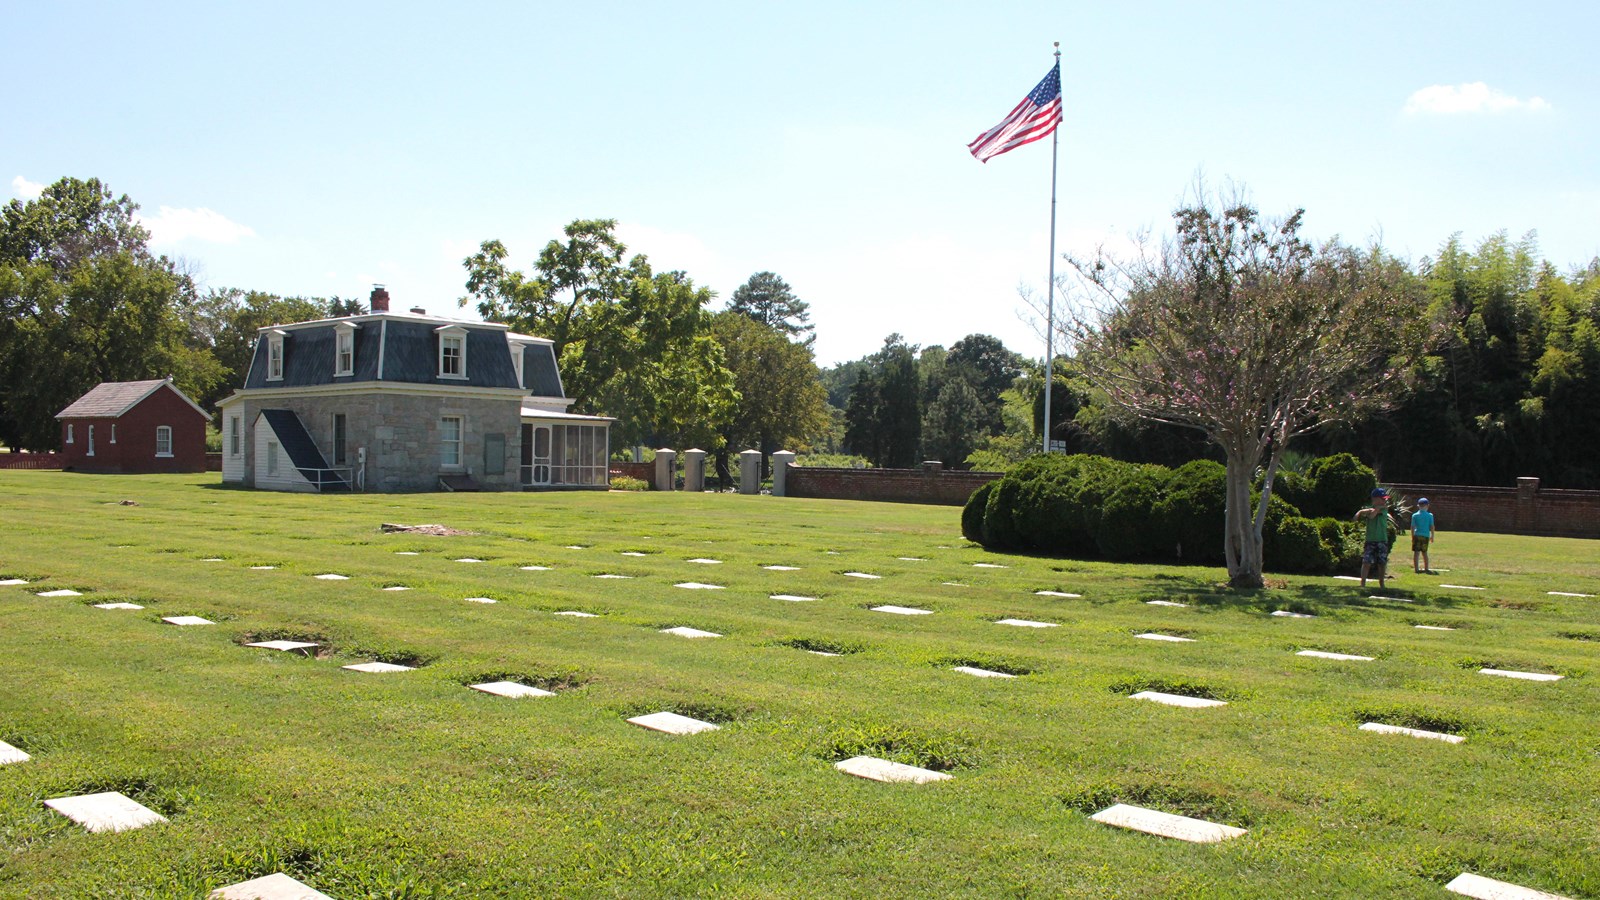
[967,65,1062,163]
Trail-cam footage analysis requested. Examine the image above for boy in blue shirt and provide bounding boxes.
[1411,498,1436,574]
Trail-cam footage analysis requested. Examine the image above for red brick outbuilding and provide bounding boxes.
[55,378,211,473]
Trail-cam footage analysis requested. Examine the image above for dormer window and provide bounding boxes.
[267,330,286,381]
[436,325,468,379]
[512,344,525,390]
[334,323,357,377]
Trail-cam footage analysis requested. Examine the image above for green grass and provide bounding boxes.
[1,471,1598,898]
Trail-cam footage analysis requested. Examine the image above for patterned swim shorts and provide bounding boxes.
[1363,540,1390,566]
[1412,535,1430,552]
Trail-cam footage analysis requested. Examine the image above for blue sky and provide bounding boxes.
[7,1,1596,365]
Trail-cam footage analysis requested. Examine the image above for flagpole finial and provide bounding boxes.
[1054,41,1060,59]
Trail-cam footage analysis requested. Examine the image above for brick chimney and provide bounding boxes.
[370,284,390,313]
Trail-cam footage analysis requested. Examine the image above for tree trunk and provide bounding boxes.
[1223,448,1264,588]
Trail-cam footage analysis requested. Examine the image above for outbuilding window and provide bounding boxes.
[267,332,286,380]
[440,416,463,467]
[87,425,96,456]
[110,423,116,443]
[155,426,173,457]
[334,324,356,377]
[66,424,74,444]
[229,416,241,456]
[436,325,468,379]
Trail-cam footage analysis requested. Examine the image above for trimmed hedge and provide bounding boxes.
[963,452,1375,574]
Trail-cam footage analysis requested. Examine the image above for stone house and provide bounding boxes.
[55,378,211,474]
[216,287,611,492]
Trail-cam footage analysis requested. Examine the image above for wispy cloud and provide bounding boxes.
[1403,82,1551,115]
[11,175,45,199]
[136,206,256,246]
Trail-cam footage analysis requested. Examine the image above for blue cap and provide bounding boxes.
[1418,497,1429,505]
[1371,487,1388,498]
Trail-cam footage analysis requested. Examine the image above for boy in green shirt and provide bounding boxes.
[1411,498,1435,574]
[1355,488,1391,589]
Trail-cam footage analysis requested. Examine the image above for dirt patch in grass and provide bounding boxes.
[1557,630,1600,642]
[1107,676,1231,701]
[777,637,864,655]
[1489,598,1542,611]
[380,523,475,536]
[819,723,980,772]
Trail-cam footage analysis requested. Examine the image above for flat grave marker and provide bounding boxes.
[1090,803,1246,843]
[248,566,277,571]
[1130,691,1226,708]
[163,616,214,626]
[1359,722,1463,744]
[1145,600,1188,608]
[952,665,1015,679]
[1135,633,1195,643]
[771,594,818,602]
[93,602,143,610]
[471,681,555,699]
[454,558,483,563]
[1369,595,1412,602]
[245,640,318,653]
[342,662,414,673]
[520,565,551,571]
[834,756,950,784]
[554,610,598,617]
[842,572,881,579]
[210,872,335,900]
[394,551,420,556]
[661,626,722,638]
[941,582,967,587]
[995,618,1057,628]
[1297,650,1373,661]
[1480,668,1562,682]
[0,579,28,586]
[1547,591,1595,598]
[0,740,29,765]
[382,586,410,591]
[897,557,926,561]
[1440,584,1486,591]
[620,551,648,557]
[313,574,348,581]
[1414,624,1455,631]
[1035,590,1082,598]
[564,545,587,550]
[972,563,1008,569]
[687,558,722,564]
[200,558,224,562]
[674,582,724,590]
[763,565,800,571]
[43,791,166,833]
[1271,610,1315,619]
[872,605,933,616]
[37,589,82,597]
[593,574,631,579]
[1445,872,1572,900]
[627,711,720,735]
[1333,575,1362,581]
[464,597,497,604]
[808,650,842,657]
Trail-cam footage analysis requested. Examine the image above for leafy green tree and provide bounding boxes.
[727,271,814,342]
[841,334,922,468]
[710,311,830,480]
[1066,190,1433,587]
[946,334,1024,435]
[921,376,987,467]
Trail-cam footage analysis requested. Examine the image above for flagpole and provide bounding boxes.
[1042,41,1060,455]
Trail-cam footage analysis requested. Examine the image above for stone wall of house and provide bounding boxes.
[239,392,524,492]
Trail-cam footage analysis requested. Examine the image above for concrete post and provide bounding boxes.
[770,450,796,496]
[738,449,762,495]
[682,448,706,492]
[654,448,677,491]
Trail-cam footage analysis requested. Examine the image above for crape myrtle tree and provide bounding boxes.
[1063,190,1434,587]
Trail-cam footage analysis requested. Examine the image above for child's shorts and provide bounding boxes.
[1363,540,1390,566]
[1412,535,1431,552]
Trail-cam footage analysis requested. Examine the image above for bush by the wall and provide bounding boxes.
[1159,460,1228,565]
[1304,453,1377,519]
[1264,515,1336,573]
[1097,465,1174,560]
[962,481,994,543]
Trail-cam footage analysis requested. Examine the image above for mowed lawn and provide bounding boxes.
[1,472,1597,899]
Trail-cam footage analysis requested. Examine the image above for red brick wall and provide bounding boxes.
[786,463,1001,506]
[0,452,63,469]
[784,466,1600,539]
[609,461,655,489]
[1387,479,1600,540]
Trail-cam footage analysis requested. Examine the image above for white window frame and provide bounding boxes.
[512,344,525,389]
[334,323,356,377]
[155,425,173,458]
[110,423,116,443]
[267,331,286,381]
[229,415,241,457]
[87,424,96,456]
[436,325,468,379]
[440,415,463,468]
[65,423,74,444]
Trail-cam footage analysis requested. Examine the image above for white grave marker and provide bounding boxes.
[834,756,950,784]
[807,650,842,657]
[763,565,800,571]
[201,558,224,562]
[94,602,143,610]
[687,558,722,564]
[1369,595,1412,602]
[1145,600,1189,608]
[210,872,335,900]
[342,662,414,673]
[37,589,82,597]
[248,566,277,570]
[1359,722,1463,744]
[394,551,419,556]
[163,616,214,626]
[1271,610,1315,618]
[520,565,551,571]
[382,586,410,591]
[245,640,317,653]
[0,740,29,765]
[995,618,1057,628]
[454,558,483,563]
[471,681,554,698]
[661,626,721,638]
[593,574,631,579]
[564,545,587,550]
[1135,633,1195,642]
[627,711,720,735]
[1547,591,1595,598]
[972,563,1008,569]
[313,574,348,581]
[1333,575,1362,581]
[554,610,598,617]
[770,594,818,602]
[952,665,1015,679]
[1130,691,1226,708]
[1480,668,1562,682]
[941,582,967,587]
[43,791,166,833]
[1414,624,1455,631]
[1090,803,1246,843]
[673,582,724,590]
[842,572,881,579]
[1445,872,1572,900]
[464,597,497,604]
[1297,650,1373,661]
[0,579,28,586]
[1440,584,1485,591]
[897,557,926,561]
[620,551,648,557]
[872,605,933,616]
[1035,590,1082,598]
